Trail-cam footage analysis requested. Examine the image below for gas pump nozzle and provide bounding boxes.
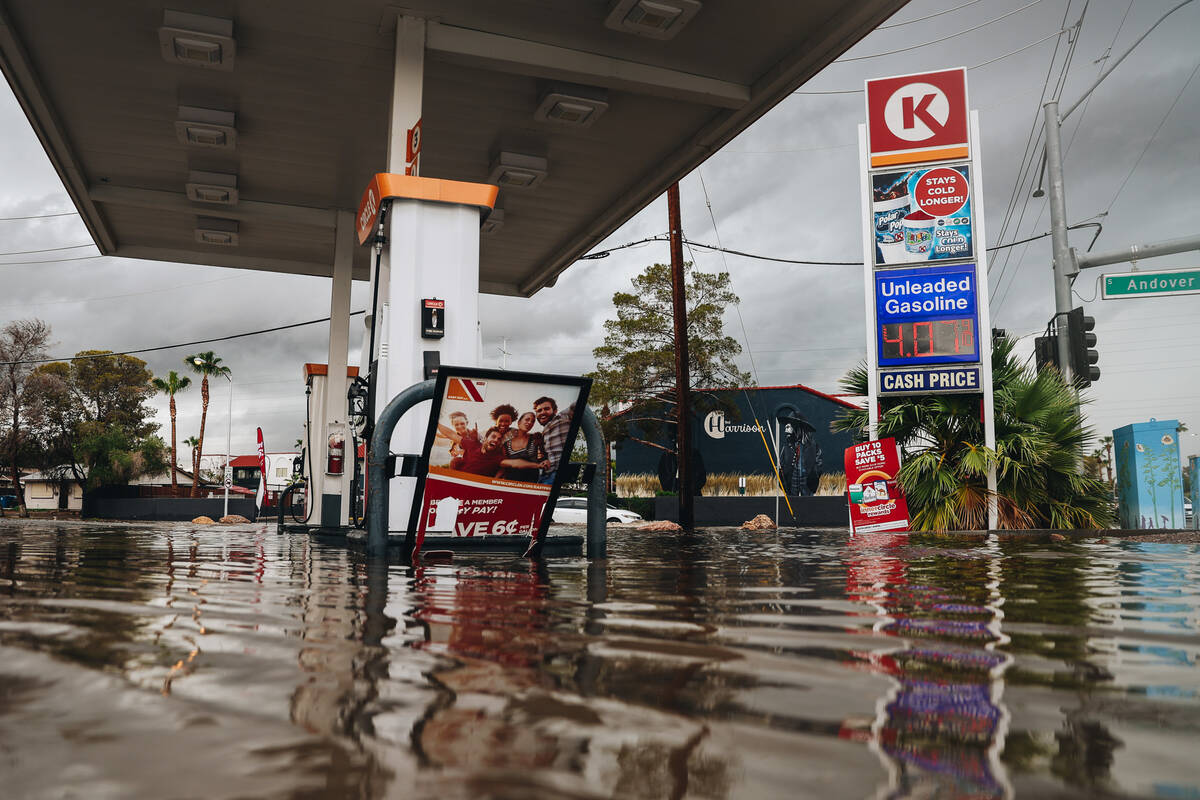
[348,375,372,440]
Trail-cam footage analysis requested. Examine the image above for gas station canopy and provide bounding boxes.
[0,1,906,296]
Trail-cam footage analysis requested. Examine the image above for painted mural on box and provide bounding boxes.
[873,164,973,266]
[612,386,855,494]
[1114,419,1185,529]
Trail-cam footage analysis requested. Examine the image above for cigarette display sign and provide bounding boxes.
[844,438,909,534]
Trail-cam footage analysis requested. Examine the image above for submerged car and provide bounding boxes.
[551,497,642,524]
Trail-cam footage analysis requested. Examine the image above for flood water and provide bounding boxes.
[1,522,1198,799]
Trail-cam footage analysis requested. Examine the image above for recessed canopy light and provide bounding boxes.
[186,171,238,205]
[175,106,237,150]
[195,217,239,246]
[159,10,236,70]
[534,85,609,128]
[605,0,701,39]
[488,152,548,189]
[480,208,505,235]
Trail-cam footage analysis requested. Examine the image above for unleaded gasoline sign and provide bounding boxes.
[866,68,969,169]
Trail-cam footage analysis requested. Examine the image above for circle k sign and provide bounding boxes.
[866,68,969,168]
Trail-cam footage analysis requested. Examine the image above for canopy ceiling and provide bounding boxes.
[0,0,907,295]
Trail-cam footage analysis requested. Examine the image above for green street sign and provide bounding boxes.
[1102,268,1200,300]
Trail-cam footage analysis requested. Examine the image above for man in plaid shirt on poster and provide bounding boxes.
[534,396,572,485]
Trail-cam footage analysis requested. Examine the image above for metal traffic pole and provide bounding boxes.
[1043,100,1074,385]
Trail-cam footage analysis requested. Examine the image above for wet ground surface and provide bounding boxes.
[0,521,1198,799]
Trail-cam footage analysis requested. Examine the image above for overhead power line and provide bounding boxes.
[0,255,103,266]
[0,243,94,256]
[0,310,366,367]
[794,28,1067,95]
[0,211,76,221]
[835,0,1049,62]
[878,0,986,29]
[0,276,240,310]
[1102,56,1200,217]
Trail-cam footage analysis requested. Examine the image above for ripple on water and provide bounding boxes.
[0,521,1197,798]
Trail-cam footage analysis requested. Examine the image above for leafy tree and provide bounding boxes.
[150,371,192,494]
[588,262,749,456]
[25,351,162,490]
[75,423,168,489]
[184,351,231,497]
[0,319,51,515]
[68,350,159,437]
[835,335,1114,531]
[26,361,83,479]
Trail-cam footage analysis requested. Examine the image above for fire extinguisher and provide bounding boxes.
[327,433,345,475]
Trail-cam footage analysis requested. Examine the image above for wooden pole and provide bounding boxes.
[667,183,694,529]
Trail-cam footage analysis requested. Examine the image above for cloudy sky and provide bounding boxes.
[2,0,1198,462]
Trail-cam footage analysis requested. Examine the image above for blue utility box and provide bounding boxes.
[1113,419,1185,529]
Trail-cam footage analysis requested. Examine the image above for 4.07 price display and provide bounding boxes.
[880,318,975,361]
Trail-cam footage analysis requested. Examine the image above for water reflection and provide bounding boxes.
[0,523,1197,799]
[846,533,1012,798]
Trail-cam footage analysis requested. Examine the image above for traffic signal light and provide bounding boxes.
[1067,307,1100,387]
[1034,334,1059,372]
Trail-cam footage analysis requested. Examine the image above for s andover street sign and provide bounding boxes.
[1102,268,1200,300]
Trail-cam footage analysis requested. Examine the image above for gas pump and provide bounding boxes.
[355,173,497,532]
[301,363,360,529]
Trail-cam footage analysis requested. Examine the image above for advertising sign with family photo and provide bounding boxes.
[407,367,591,558]
[872,164,973,267]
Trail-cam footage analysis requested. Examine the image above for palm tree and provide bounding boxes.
[184,351,231,497]
[835,335,1114,531]
[150,371,192,494]
[183,435,201,484]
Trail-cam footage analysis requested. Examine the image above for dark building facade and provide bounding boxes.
[612,385,858,494]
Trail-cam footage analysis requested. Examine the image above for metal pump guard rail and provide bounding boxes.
[366,379,608,559]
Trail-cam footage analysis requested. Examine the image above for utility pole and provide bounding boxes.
[499,337,509,370]
[667,182,694,529]
[1039,1,1200,388]
[1043,100,1074,385]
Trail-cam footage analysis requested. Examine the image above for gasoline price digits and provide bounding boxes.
[881,318,975,359]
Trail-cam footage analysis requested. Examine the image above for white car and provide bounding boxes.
[551,497,642,524]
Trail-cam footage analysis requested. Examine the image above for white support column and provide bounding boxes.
[377,15,427,531]
[314,210,355,528]
[371,15,486,531]
[388,16,425,173]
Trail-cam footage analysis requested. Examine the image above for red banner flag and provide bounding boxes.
[255,427,267,510]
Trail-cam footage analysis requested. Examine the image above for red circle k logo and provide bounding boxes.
[882,82,951,142]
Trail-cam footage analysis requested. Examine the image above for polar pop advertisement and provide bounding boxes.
[872,164,973,266]
[845,437,910,534]
[408,367,591,558]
